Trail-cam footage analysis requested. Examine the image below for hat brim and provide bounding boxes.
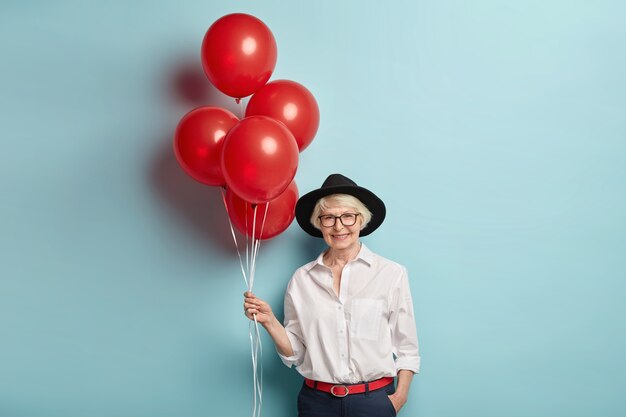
[295,184,386,238]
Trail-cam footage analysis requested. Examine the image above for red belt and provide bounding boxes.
[305,377,394,397]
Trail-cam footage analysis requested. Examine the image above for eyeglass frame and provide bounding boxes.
[317,212,361,228]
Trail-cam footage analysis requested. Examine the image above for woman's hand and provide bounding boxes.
[388,391,407,414]
[243,291,277,329]
[243,291,295,357]
[388,370,414,414]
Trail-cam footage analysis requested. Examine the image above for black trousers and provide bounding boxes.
[297,381,397,417]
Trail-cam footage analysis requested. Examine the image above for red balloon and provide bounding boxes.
[173,106,239,186]
[226,180,299,240]
[201,13,277,99]
[246,80,320,152]
[222,116,299,204]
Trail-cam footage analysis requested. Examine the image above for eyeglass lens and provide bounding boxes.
[319,213,358,227]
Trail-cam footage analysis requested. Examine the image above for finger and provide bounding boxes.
[244,300,261,308]
[388,396,400,412]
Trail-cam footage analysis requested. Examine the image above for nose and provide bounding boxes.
[333,218,345,231]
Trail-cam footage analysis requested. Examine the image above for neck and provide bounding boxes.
[325,242,361,266]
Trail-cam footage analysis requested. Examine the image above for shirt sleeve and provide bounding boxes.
[277,282,306,368]
[389,266,421,373]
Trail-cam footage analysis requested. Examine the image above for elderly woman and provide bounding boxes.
[243,174,420,417]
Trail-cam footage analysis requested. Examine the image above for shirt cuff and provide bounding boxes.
[278,351,300,368]
[277,331,304,368]
[395,355,421,374]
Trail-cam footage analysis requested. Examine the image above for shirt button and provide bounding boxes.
[338,306,342,310]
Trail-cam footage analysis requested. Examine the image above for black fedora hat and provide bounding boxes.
[295,173,386,238]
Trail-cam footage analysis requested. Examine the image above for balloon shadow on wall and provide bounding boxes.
[150,136,234,254]
[168,57,245,116]
[149,56,256,256]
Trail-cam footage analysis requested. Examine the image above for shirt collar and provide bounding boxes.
[305,242,374,271]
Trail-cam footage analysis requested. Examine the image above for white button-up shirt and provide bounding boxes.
[278,244,421,384]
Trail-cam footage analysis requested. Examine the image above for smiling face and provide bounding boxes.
[319,203,363,253]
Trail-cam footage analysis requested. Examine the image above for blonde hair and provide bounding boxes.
[310,194,372,231]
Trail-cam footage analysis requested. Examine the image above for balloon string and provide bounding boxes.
[245,202,250,280]
[238,98,245,120]
[249,205,258,291]
[220,188,249,288]
[220,191,262,417]
[221,191,267,417]
[253,317,264,417]
[242,202,258,417]
[249,320,257,417]
[250,316,264,417]
[248,203,270,417]
[250,203,269,290]
[260,203,269,242]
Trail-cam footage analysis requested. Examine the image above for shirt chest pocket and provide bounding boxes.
[349,299,384,341]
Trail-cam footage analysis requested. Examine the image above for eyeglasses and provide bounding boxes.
[318,213,361,227]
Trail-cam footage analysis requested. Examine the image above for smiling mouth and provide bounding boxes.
[332,233,349,239]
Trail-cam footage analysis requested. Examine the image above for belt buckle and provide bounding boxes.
[330,384,349,397]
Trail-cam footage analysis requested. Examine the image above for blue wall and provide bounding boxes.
[1,1,625,416]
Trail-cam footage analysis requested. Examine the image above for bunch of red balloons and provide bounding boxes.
[173,13,320,240]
